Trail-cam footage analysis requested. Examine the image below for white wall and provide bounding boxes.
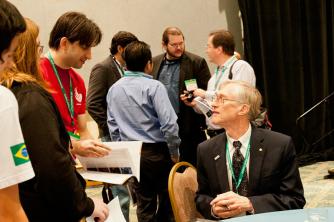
[10,0,242,84]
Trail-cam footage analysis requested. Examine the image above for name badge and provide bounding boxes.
[184,79,198,91]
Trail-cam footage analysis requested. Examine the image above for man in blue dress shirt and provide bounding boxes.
[107,41,181,222]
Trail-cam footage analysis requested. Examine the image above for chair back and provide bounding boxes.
[168,161,203,222]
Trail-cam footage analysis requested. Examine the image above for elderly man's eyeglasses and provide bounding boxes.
[213,93,244,104]
[168,42,184,48]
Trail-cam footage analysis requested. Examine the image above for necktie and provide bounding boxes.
[232,141,248,196]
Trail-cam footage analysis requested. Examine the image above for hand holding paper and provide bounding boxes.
[78,141,142,185]
[194,97,213,119]
[86,197,126,222]
[72,139,111,157]
[193,88,206,98]
[90,198,109,222]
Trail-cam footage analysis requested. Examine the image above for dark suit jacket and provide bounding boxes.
[195,127,306,220]
[152,51,211,135]
[87,55,122,138]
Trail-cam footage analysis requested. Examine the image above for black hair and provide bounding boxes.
[110,31,138,55]
[0,0,26,61]
[123,41,152,72]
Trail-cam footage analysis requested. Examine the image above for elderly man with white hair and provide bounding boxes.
[195,80,305,220]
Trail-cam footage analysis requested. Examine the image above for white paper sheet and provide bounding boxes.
[80,171,133,185]
[194,97,213,118]
[86,196,126,222]
[78,141,142,184]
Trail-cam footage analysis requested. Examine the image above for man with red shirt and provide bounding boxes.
[40,12,108,157]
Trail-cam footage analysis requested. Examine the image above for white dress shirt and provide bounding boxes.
[204,57,256,130]
[226,124,252,191]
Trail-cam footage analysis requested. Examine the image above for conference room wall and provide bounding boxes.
[11,0,242,84]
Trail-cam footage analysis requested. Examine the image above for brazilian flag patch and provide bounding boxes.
[10,143,30,166]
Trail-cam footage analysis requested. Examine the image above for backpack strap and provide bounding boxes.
[228,60,240,80]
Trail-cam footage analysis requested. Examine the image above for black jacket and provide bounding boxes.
[87,55,122,138]
[152,51,211,165]
[152,51,211,135]
[12,82,94,222]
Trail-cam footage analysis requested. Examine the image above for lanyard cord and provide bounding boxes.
[123,71,152,79]
[112,56,125,76]
[226,141,251,193]
[214,55,237,90]
[48,52,74,127]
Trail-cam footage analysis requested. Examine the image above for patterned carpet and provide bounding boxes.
[300,161,334,208]
[86,161,334,221]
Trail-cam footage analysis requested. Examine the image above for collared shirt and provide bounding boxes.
[204,57,256,130]
[210,124,252,219]
[113,56,124,77]
[157,58,180,114]
[226,123,252,191]
[107,70,181,155]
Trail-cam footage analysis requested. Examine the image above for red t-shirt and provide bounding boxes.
[40,57,86,133]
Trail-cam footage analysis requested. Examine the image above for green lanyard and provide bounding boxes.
[214,55,237,90]
[123,71,145,77]
[48,52,75,127]
[113,56,125,77]
[226,140,250,194]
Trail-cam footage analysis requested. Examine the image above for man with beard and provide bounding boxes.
[152,27,211,165]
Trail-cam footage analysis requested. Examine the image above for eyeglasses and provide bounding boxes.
[213,93,244,105]
[168,42,184,48]
[37,45,44,54]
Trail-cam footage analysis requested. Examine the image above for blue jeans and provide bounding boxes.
[101,135,130,221]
